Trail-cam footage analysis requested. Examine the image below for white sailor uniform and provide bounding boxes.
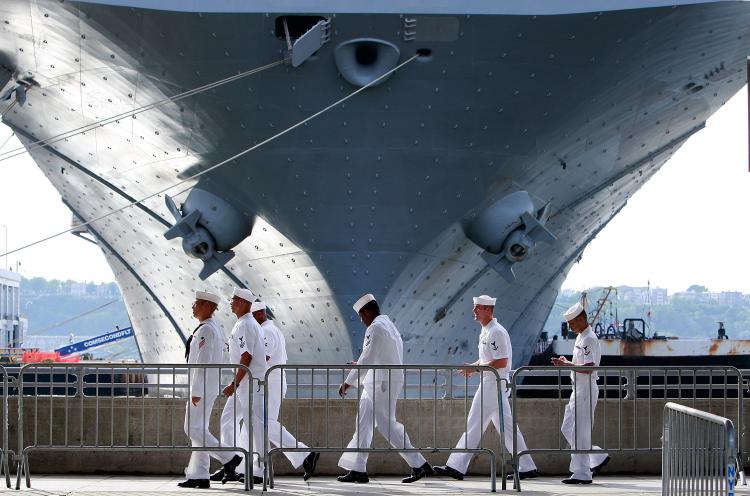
[560,326,608,480]
[219,313,267,478]
[263,319,311,468]
[445,318,537,474]
[184,316,228,480]
[338,314,427,473]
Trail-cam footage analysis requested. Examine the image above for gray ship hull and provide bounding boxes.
[1,0,748,366]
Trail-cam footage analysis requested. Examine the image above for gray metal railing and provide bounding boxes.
[663,402,737,496]
[511,366,745,491]
[0,366,9,488]
[262,364,508,492]
[14,363,256,490]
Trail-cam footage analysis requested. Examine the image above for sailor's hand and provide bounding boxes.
[551,356,568,366]
[459,364,476,377]
[339,383,351,397]
[223,383,236,397]
[348,361,357,365]
[191,396,201,406]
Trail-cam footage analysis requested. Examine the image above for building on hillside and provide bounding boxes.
[718,291,744,306]
[560,289,579,299]
[69,282,87,297]
[0,269,26,349]
[620,286,669,306]
[651,287,669,306]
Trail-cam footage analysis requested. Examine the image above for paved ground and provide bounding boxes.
[10,475,737,495]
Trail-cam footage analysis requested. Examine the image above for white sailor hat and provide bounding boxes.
[231,287,255,303]
[353,293,376,313]
[472,294,497,306]
[250,301,266,313]
[563,301,585,321]
[195,290,220,305]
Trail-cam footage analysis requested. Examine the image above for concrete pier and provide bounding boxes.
[16,475,667,495]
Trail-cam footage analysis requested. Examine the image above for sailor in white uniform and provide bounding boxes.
[178,291,228,489]
[251,301,319,480]
[213,288,267,485]
[434,295,537,481]
[337,293,433,484]
[552,302,610,484]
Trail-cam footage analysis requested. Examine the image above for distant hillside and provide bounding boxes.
[22,277,130,336]
[544,287,750,340]
[20,277,137,360]
[20,277,750,362]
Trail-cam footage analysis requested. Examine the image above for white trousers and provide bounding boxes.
[446,379,536,474]
[339,378,427,473]
[561,381,609,480]
[267,376,310,469]
[184,393,233,480]
[219,380,265,477]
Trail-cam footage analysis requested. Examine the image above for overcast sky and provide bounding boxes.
[0,90,748,292]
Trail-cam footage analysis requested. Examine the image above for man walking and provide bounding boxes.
[251,301,319,480]
[552,302,610,484]
[178,290,227,488]
[337,293,433,484]
[212,288,267,485]
[434,295,537,481]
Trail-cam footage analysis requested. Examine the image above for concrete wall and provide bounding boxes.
[2,396,746,476]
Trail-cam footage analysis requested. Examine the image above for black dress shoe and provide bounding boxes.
[222,471,243,484]
[506,469,539,480]
[303,452,320,481]
[215,454,242,482]
[562,477,592,484]
[591,456,611,477]
[402,462,434,483]
[177,479,210,488]
[337,470,370,483]
[433,465,464,481]
[236,474,263,485]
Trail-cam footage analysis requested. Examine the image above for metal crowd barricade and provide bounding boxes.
[663,402,737,496]
[262,364,508,492]
[510,366,745,492]
[15,363,255,491]
[0,366,10,488]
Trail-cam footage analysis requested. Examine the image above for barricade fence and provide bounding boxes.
[262,365,509,492]
[0,363,747,492]
[14,363,256,490]
[663,402,737,496]
[510,366,745,491]
[0,366,9,489]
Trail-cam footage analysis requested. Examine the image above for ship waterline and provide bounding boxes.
[1,0,748,366]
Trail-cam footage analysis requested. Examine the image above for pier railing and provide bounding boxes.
[510,366,745,491]
[262,364,508,492]
[3,362,749,491]
[662,402,737,496]
[14,363,256,491]
[0,366,9,488]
